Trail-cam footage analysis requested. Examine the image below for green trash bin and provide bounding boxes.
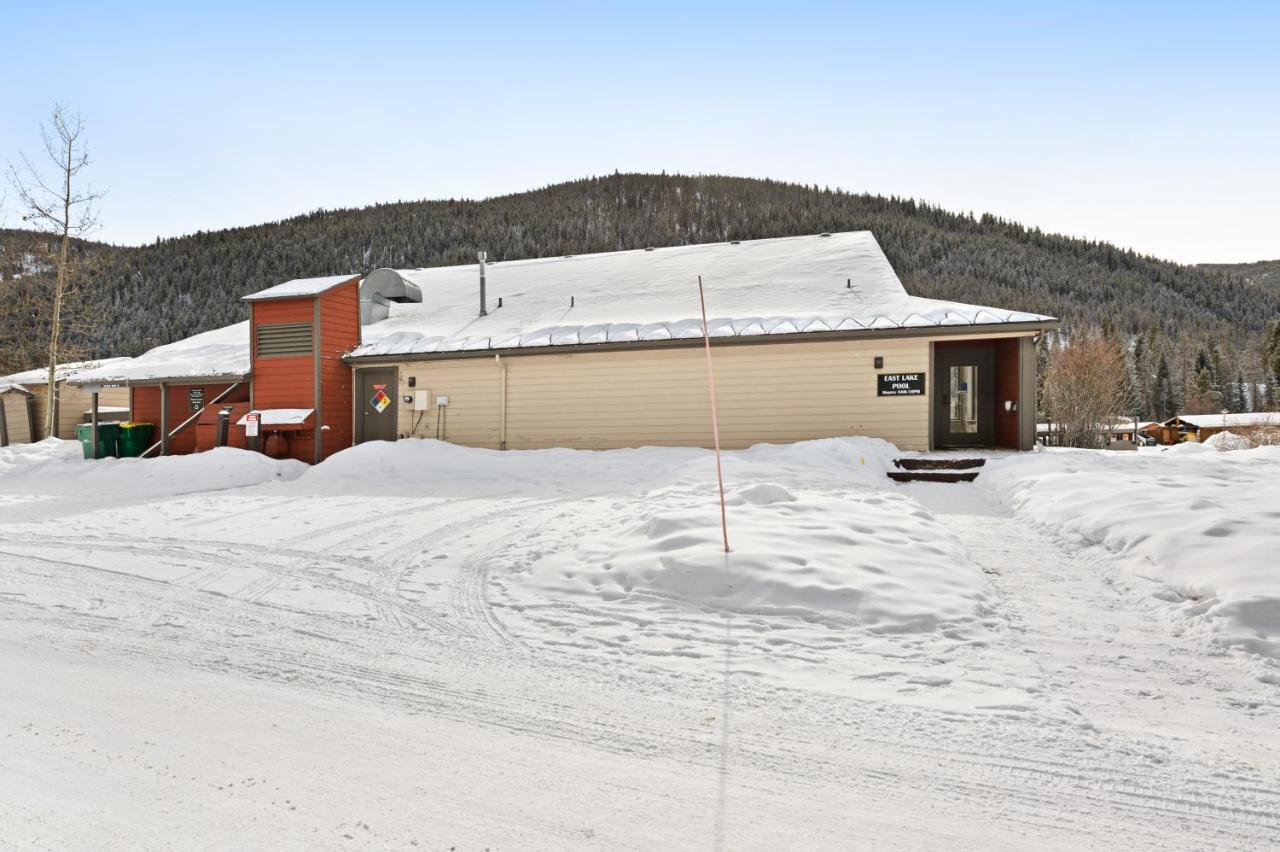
[117,422,155,458]
[75,422,122,459]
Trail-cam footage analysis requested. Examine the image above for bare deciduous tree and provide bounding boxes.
[1042,334,1131,448]
[6,105,104,434]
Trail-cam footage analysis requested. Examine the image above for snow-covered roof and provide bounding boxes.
[350,232,1056,359]
[4,358,133,386]
[1171,412,1280,429]
[237,408,314,426]
[1108,420,1160,432]
[243,274,359,302]
[1036,420,1160,435]
[0,378,31,395]
[69,322,251,385]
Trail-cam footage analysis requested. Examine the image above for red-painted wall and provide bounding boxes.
[317,280,360,459]
[195,401,253,451]
[251,298,318,462]
[249,277,361,463]
[934,338,1021,450]
[992,338,1020,449]
[131,383,249,455]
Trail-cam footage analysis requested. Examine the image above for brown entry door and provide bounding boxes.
[357,368,399,443]
[934,347,994,448]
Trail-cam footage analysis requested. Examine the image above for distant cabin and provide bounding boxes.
[61,232,1058,462]
[1161,413,1280,444]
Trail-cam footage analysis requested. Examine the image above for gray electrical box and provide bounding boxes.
[413,390,430,410]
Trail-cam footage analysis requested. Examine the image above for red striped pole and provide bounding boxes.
[698,275,730,554]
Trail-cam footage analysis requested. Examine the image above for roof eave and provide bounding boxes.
[344,319,1059,365]
[71,373,251,389]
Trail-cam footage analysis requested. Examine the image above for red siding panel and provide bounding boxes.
[934,338,1021,450]
[317,280,361,460]
[993,338,1020,449]
[130,383,247,455]
[248,279,360,463]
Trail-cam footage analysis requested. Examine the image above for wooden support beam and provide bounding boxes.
[91,391,100,459]
[159,382,170,455]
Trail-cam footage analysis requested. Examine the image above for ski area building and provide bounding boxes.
[66,232,1058,461]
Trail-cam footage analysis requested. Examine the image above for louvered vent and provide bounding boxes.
[256,322,314,357]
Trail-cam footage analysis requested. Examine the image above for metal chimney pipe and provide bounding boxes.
[478,251,488,317]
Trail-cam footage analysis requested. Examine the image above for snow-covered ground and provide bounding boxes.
[1,437,1277,849]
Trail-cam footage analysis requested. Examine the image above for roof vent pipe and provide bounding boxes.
[478,251,488,317]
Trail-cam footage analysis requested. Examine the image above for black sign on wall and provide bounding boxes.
[877,373,925,396]
[188,387,205,411]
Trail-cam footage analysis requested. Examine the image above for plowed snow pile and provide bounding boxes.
[0,439,306,520]
[982,445,1280,658]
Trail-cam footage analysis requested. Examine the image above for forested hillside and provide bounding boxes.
[1200,259,1280,291]
[3,173,1278,414]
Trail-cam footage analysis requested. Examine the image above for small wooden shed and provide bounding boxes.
[1,360,132,441]
[0,379,35,447]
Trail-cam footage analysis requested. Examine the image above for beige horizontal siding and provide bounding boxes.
[389,336,938,451]
[2,392,34,444]
[25,383,131,440]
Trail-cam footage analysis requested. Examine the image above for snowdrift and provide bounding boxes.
[982,446,1280,659]
[301,437,992,665]
[0,440,306,521]
[515,481,990,634]
[293,434,897,499]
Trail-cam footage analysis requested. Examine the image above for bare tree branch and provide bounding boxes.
[4,103,105,435]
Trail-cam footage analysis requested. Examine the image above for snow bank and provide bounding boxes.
[0,442,306,521]
[1204,430,1251,451]
[982,446,1280,658]
[515,482,989,635]
[0,438,82,477]
[294,434,898,499]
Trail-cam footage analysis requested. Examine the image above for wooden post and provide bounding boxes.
[159,382,170,455]
[91,391,99,459]
[0,395,8,447]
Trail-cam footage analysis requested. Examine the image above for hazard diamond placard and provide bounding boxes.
[370,388,391,413]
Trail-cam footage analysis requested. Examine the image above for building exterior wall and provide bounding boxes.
[369,330,1039,452]
[366,332,1035,452]
[26,383,130,440]
[317,281,361,460]
[131,383,248,454]
[992,337,1021,449]
[251,299,318,462]
[1,391,34,444]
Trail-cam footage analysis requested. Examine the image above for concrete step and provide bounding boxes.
[886,470,980,484]
[892,457,987,471]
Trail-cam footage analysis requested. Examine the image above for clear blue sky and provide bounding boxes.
[3,1,1277,263]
